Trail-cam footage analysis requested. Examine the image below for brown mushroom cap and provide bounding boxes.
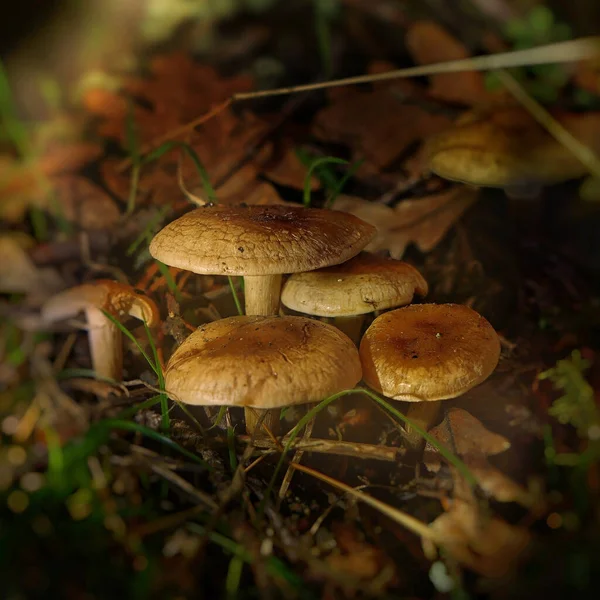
[281,252,428,317]
[165,315,362,409]
[359,303,500,401]
[149,204,376,276]
[423,106,600,187]
[41,279,160,326]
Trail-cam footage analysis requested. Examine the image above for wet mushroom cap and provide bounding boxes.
[359,303,500,401]
[281,252,428,317]
[149,204,377,276]
[41,279,160,326]
[165,315,362,409]
[423,106,598,187]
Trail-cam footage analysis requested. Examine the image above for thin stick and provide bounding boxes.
[495,68,600,179]
[244,435,404,462]
[278,417,315,500]
[232,37,600,101]
[291,463,435,541]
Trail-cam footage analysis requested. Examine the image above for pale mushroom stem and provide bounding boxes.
[85,306,123,382]
[332,315,365,346]
[403,401,442,449]
[243,274,284,437]
[244,406,281,438]
[243,274,283,316]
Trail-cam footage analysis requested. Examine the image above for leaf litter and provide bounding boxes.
[2,2,600,598]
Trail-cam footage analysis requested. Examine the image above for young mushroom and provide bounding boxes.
[149,204,376,317]
[165,315,362,436]
[281,251,428,343]
[41,280,160,383]
[359,303,500,448]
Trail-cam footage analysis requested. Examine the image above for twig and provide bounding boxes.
[278,417,314,501]
[243,435,405,462]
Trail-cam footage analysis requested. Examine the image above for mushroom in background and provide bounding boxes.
[423,105,600,195]
[41,280,160,383]
[359,303,501,448]
[281,251,428,344]
[165,315,362,436]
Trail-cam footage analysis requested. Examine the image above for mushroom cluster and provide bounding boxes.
[41,201,501,449]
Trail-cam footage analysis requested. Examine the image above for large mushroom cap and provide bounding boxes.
[423,106,600,188]
[281,252,428,317]
[165,315,362,409]
[359,303,500,402]
[149,204,376,276]
[41,279,160,326]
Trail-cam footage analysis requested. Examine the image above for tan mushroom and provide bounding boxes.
[423,105,600,189]
[41,280,160,382]
[359,303,500,447]
[165,315,362,435]
[149,204,376,317]
[281,251,428,343]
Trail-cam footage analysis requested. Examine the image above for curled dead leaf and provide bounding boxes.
[332,187,477,258]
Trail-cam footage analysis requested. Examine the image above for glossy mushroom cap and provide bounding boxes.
[149,204,377,276]
[41,279,160,326]
[359,303,500,402]
[165,315,362,409]
[281,252,428,317]
[423,106,600,188]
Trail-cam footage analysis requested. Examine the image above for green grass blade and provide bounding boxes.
[126,205,171,256]
[225,555,244,599]
[142,320,169,430]
[228,276,244,316]
[325,158,364,208]
[101,310,159,377]
[302,156,349,207]
[155,259,183,304]
[0,59,31,157]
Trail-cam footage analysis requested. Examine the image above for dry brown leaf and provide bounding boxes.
[332,187,477,258]
[84,53,253,146]
[261,146,320,191]
[312,64,451,178]
[405,21,497,106]
[424,495,531,578]
[423,408,537,508]
[424,407,511,470]
[52,176,121,230]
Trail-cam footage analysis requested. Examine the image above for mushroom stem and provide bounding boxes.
[403,401,442,449]
[86,306,123,382]
[332,315,365,345]
[244,406,281,438]
[243,275,283,316]
[243,274,284,436]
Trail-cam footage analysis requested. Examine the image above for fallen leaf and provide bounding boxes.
[312,63,451,178]
[424,408,538,508]
[52,176,121,229]
[423,495,531,578]
[261,146,320,191]
[332,186,477,258]
[424,407,511,470]
[405,21,497,106]
[84,53,253,146]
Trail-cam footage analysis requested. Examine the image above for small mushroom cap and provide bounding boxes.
[423,106,599,187]
[165,315,362,409]
[281,252,428,317]
[149,204,377,276]
[41,280,160,326]
[359,303,500,402]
